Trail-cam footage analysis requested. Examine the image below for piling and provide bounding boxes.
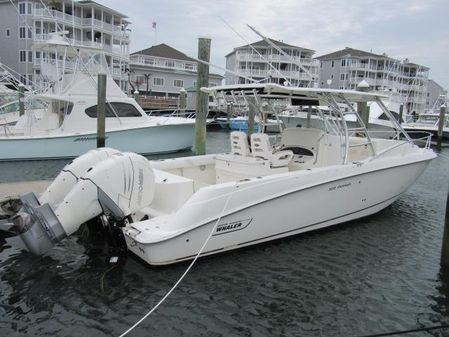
[357,80,370,128]
[226,103,232,125]
[399,104,404,125]
[307,105,312,128]
[437,104,446,149]
[133,90,140,105]
[179,87,187,112]
[194,37,211,155]
[97,73,106,148]
[441,182,449,268]
[18,84,25,116]
[247,97,256,138]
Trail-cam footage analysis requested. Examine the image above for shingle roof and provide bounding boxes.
[131,44,197,62]
[316,47,389,61]
[226,38,314,57]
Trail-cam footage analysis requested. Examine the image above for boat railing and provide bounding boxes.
[368,131,432,161]
[147,109,196,119]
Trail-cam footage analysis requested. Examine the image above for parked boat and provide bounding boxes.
[1,84,435,265]
[402,112,449,141]
[0,33,195,160]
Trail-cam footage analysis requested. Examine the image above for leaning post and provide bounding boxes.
[18,83,25,116]
[97,73,106,148]
[194,37,211,155]
[437,104,446,150]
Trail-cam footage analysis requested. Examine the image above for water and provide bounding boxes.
[1,131,449,337]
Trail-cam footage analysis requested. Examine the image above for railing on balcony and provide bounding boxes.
[130,55,198,72]
[33,34,129,59]
[33,9,129,38]
[238,68,314,81]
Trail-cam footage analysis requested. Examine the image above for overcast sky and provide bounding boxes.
[102,0,448,89]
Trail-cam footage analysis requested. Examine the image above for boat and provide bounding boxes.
[402,112,449,141]
[0,33,195,160]
[0,84,436,265]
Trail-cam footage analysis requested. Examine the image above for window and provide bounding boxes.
[35,51,41,59]
[340,74,345,80]
[19,50,26,62]
[28,29,32,39]
[19,27,26,39]
[28,51,33,63]
[173,79,183,88]
[5,29,10,37]
[153,77,164,86]
[165,61,174,68]
[85,102,142,118]
[19,3,26,14]
[331,75,334,79]
[27,3,32,14]
[27,74,33,84]
[341,59,346,67]
[331,60,334,67]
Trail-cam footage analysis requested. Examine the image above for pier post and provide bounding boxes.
[357,80,370,129]
[226,103,232,126]
[307,105,312,128]
[18,84,25,116]
[133,90,140,105]
[194,37,211,155]
[441,181,449,268]
[399,104,404,125]
[437,104,446,150]
[97,74,106,148]
[179,88,187,114]
[247,97,256,138]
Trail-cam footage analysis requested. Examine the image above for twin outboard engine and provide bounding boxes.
[3,148,155,255]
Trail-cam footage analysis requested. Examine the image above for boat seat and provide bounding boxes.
[230,131,250,156]
[250,133,293,167]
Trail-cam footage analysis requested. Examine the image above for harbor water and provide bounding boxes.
[1,130,449,337]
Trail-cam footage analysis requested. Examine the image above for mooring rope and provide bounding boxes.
[118,183,237,337]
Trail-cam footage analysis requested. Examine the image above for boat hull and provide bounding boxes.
[0,123,194,160]
[125,157,432,265]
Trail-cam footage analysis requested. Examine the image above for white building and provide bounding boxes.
[426,79,447,111]
[317,47,429,114]
[0,0,130,90]
[225,38,319,87]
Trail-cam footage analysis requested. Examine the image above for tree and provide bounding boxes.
[143,73,151,95]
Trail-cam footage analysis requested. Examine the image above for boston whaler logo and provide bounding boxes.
[213,218,252,236]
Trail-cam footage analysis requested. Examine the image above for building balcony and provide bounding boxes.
[130,55,198,72]
[33,9,129,39]
[238,68,314,81]
[33,34,129,60]
[236,53,316,66]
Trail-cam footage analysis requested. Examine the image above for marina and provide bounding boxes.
[0,0,448,336]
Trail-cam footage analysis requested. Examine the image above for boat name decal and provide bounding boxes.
[328,182,352,192]
[73,135,109,142]
[213,218,252,236]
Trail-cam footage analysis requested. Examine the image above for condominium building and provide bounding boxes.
[129,43,223,97]
[316,47,429,114]
[0,0,130,90]
[426,79,447,111]
[225,38,319,87]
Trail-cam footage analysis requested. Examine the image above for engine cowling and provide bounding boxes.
[6,151,155,254]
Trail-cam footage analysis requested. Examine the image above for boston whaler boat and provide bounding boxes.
[1,84,436,265]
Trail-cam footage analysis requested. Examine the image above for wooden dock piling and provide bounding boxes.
[179,88,187,113]
[97,74,106,148]
[18,84,25,116]
[247,97,256,138]
[441,182,449,268]
[357,80,370,128]
[194,37,211,155]
[437,105,446,149]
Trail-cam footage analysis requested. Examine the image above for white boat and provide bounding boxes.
[0,33,195,160]
[1,84,436,265]
[402,113,449,141]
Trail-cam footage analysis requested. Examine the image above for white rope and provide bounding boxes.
[118,184,237,337]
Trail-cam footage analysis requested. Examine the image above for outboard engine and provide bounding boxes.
[4,150,155,255]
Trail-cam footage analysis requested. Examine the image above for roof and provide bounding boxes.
[226,38,314,57]
[403,62,430,70]
[132,44,197,63]
[201,83,386,102]
[316,47,391,61]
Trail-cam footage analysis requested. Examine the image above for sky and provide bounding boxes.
[102,0,449,89]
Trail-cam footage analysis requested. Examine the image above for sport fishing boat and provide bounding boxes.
[0,33,194,160]
[0,84,436,265]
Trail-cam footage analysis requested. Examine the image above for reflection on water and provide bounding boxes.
[0,137,449,336]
